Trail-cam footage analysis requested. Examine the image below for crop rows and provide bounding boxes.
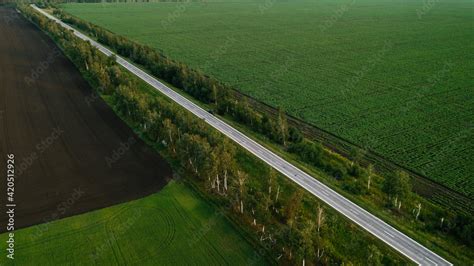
[62,0,474,197]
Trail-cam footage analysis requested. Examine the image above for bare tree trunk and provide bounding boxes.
[317,248,324,260]
[224,170,228,191]
[317,205,325,233]
[240,200,244,214]
[367,175,371,190]
[190,158,198,174]
[168,130,175,153]
[188,158,194,172]
[276,186,280,202]
[415,203,421,220]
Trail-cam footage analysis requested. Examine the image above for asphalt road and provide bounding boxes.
[32,5,452,265]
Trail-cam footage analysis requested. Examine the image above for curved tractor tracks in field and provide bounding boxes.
[31,5,452,265]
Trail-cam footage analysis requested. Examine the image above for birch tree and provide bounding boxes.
[162,118,178,154]
[316,204,325,233]
[277,108,289,146]
[367,164,374,191]
[219,139,236,194]
[382,170,412,210]
[414,203,421,220]
[236,170,248,214]
[284,189,303,228]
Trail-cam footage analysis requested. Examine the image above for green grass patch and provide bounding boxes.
[0,182,263,265]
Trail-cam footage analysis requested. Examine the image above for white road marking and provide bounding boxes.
[384,230,394,238]
[425,257,438,266]
[31,5,452,266]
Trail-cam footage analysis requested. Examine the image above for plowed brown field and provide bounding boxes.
[0,7,172,232]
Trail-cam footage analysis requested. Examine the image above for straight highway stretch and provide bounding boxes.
[31,5,451,265]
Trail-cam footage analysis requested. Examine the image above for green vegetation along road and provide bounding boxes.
[61,0,474,197]
[34,6,450,264]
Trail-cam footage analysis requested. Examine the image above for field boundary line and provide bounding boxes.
[30,5,452,265]
[232,90,473,214]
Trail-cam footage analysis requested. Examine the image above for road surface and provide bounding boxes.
[31,5,452,265]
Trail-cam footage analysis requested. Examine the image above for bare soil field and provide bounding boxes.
[0,7,172,232]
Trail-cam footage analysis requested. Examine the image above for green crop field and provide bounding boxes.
[0,182,262,265]
[61,0,474,197]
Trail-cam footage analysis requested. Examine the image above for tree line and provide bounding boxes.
[22,3,473,263]
[47,3,474,252]
[19,4,413,264]
[51,7,384,191]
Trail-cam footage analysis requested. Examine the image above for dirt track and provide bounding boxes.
[0,7,172,232]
